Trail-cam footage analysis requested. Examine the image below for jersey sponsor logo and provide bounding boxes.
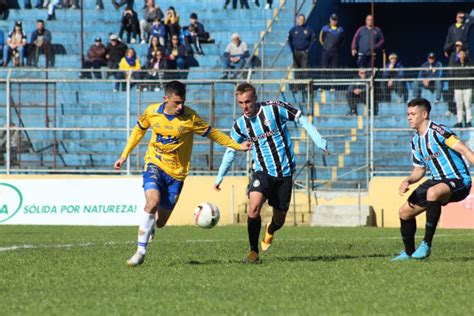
[250,127,280,142]
[423,151,441,162]
[155,134,180,145]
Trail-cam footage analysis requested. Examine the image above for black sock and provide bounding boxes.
[268,216,283,235]
[247,216,261,253]
[400,218,416,255]
[424,201,442,246]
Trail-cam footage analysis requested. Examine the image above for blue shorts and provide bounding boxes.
[143,163,184,211]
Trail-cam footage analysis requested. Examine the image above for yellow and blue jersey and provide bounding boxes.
[121,102,241,181]
[412,121,471,187]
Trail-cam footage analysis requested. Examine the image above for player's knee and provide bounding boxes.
[399,206,411,220]
[144,199,159,212]
[426,188,439,201]
[248,205,262,218]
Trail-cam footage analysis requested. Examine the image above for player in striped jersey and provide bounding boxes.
[214,83,329,263]
[394,98,474,261]
[114,81,251,267]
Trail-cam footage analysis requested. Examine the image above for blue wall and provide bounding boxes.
[307,0,474,67]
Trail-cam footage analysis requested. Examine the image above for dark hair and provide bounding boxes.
[235,83,256,96]
[165,81,186,97]
[190,12,198,19]
[37,19,44,24]
[298,14,305,19]
[408,98,431,114]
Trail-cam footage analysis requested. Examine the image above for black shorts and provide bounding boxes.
[248,171,293,211]
[408,179,471,207]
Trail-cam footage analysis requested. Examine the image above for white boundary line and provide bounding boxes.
[1,233,473,252]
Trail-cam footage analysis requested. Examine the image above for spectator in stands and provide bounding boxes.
[450,49,473,128]
[119,6,140,43]
[96,0,104,10]
[0,123,20,167]
[3,21,27,67]
[351,14,384,68]
[115,47,141,92]
[113,0,134,10]
[186,12,211,55]
[445,41,465,116]
[81,36,107,79]
[149,17,166,47]
[253,0,273,9]
[221,32,249,79]
[139,0,163,44]
[288,14,315,93]
[381,53,407,103]
[106,34,128,78]
[0,0,8,20]
[413,52,443,103]
[320,14,344,70]
[27,19,53,67]
[449,41,464,65]
[164,6,180,40]
[0,30,4,64]
[62,0,79,9]
[444,11,474,59]
[346,69,368,116]
[47,0,61,21]
[147,35,162,60]
[24,0,43,8]
[165,34,186,76]
[144,47,167,91]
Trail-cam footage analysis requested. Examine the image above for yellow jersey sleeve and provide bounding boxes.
[120,109,150,159]
[192,112,241,150]
[207,129,241,151]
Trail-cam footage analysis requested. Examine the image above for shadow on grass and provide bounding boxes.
[273,253,389,262]
[182,253,389,265]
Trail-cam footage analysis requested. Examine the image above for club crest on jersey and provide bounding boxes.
[253,179,260,188]
[263,119,271,127]
[177,126,184,134]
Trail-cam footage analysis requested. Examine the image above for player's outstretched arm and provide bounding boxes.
[296,115,329,153]
[207,128,251,151]
[399,166,425,196]
[113,125,148,170]
[452,141,474,165]
[214,148,237,191]
[114,157,127,170]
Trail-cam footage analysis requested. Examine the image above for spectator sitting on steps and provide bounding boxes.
[221,32,249,79]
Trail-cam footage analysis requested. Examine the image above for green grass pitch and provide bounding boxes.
[1,226,473,315]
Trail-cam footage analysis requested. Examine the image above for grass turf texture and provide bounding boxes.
[1,226,473,315]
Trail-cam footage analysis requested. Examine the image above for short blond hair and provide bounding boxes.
[235,83,256,96]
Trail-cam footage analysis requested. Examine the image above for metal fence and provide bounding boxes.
[0,67,473,191]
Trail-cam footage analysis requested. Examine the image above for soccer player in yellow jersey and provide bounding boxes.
[114,81,251,267]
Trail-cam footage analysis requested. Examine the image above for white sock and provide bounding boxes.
[136,211,155,255]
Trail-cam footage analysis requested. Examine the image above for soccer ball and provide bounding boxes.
[194,202,220,229]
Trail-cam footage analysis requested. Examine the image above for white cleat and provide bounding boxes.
[127,252,145,267]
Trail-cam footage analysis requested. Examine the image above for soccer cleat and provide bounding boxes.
[242,250,261,264]
[411,241,431,259]
[391,250,411,261]
[261,223,273,252]
[127,252,145,267]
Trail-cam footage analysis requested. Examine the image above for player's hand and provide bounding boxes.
[351,49,357,56]
[399,180,410,196]
[114,157,126,170]
[214,182,222,192]
[239,141,252,151]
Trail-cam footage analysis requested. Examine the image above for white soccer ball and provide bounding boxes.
[194,202,220,229]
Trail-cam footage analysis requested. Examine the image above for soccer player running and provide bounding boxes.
[114,81,251,267]
[394,98,474,261]
[214,83,328,263]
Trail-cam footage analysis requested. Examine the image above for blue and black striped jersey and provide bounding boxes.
[231,100,301,178]
[411,121,471,187]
